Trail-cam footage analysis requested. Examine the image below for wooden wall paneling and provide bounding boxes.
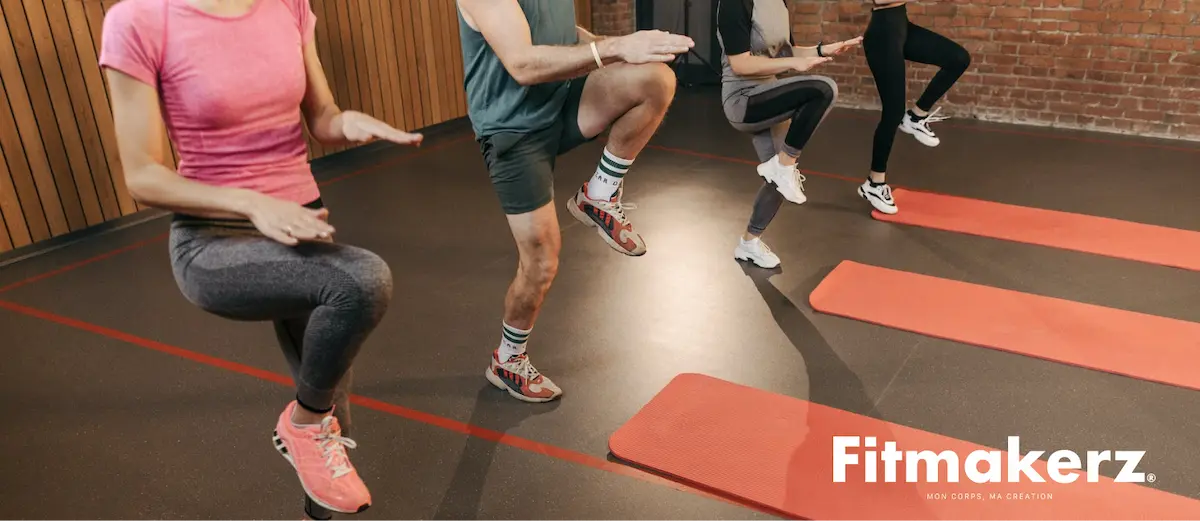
[64,0,128,219]
[439,0,459,122]
[46,0,120,222]
[310,0,336,158]
[0,0,65,239]
[383,1,408,131]
[350,2,379,119]
[0,134,32,248]
[417,1,442,122]
[92,0,136,214]
[445,0,465,121]
[377,1,404,131]
[369,0,396,129]
[25,0,104,227]
[450,1,466,117]
[410,2,434,127]
[0,175,12,251]
[333,1,362,112]
[398,1,424,129]
[316,0,349,156]
[431,0,452,123]
[365,0,390,129]
[3,0,86,232]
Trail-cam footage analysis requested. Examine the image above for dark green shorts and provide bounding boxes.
[478,76,594,215]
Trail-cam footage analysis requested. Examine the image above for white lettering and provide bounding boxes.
[1007,436,1046,482]
[965,448,1002,483]
[1114,451,1146,483]
[833,436,858,482]
[1047,450,1081,483]
[906,450,959,482]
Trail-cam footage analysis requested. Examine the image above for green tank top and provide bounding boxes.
[458,1,578,137]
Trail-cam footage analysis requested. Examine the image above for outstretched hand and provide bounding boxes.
[821,36,864,56]
[791,56,833,72]
[609,30,695,64]
[340,111,424,146]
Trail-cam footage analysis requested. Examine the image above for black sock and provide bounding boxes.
[305,496,333,521]
[868,178,886,187]
[296,395,333,415]
[908,109,927,122]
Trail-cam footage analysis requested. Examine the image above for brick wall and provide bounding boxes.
[792,0,1200,141]
[592,0,636,36]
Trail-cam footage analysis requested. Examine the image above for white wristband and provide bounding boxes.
[591,41,605,68]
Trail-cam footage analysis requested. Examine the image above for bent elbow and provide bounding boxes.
[511,67,538,86]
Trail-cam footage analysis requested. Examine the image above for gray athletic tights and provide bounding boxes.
[724,75,839,235]
[169,214,392,519]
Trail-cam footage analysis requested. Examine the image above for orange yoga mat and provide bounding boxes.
[610,373,1200,520]
[872,189,1200,271]
[809,261,1200,391]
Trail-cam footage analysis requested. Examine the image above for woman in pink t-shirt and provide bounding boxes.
[100,0,421,515]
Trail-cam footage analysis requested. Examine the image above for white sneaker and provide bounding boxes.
[734,237,781,269]
[755,156,807,204]
[858,181,898,215]
[899,107,949,147]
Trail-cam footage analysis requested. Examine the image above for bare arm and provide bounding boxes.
[106,69,261,220]
[300,39,347,145]
[727,52,811,77]
[301,40,423,147]
[459,0,692,86]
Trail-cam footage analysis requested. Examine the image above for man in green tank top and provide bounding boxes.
[457,0,693,403]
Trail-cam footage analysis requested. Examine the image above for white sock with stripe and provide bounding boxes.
[498,322,531,362]
[586,148,633,201]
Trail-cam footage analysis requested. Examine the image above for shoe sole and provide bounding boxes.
[273,431,371,515]
[755,164,807,204]
[485,367,562,403]
[734,251,781,269]
[566,197,646,257]
[899,124,940,147]
[858,186,898,215]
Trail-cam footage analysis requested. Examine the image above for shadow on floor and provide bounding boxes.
[741,263,879,418]
[432,384,561,520]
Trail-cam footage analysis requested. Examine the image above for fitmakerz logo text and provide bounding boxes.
[833,436,1148,484]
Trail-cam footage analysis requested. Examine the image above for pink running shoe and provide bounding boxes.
[272,401,371,514]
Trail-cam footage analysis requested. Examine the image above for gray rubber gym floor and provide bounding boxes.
[2,86,1198,519]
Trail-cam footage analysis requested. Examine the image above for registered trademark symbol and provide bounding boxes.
[1147,473,1157,483]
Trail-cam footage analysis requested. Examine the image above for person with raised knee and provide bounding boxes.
[99,0,422,516]
[716,0,862,269]
[456,0,693,402]
[859,0,972,215]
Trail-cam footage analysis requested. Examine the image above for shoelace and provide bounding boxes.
[505,353,541,381]
[879,184,893,200]
[790,168,807,192]
[915,107,950,132]
[315,416,358,479]
[595,199,638,221]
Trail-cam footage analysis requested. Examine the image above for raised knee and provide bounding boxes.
[949,47,971,72]
[816,77,839,105]
[638,62,677,103]
[336,252,393,317]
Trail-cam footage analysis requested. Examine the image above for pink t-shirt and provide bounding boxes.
[100,0,320,204]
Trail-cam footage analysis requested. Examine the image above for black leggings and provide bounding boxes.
[725,76,838,235]
[864,4,970,173]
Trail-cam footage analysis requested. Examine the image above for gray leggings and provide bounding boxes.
[168,218,392,419]
[168,213,391,521]
[724,75,838,235]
